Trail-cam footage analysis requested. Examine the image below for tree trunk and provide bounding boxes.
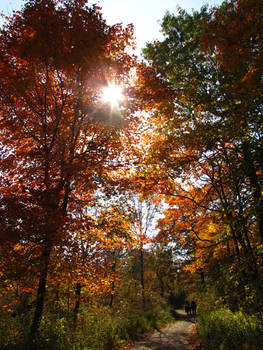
[30,245,51,341]
[55,284,60,314]
[158,276,165,298]
[229,224,241,263]
[109,281,115,308]
[109,259,117,308]
[140,249,145,310]
[243,227,258,276]
[242,141,263,242]
[73,283,81,329]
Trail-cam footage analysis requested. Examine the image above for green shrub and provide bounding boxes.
[198,308,263,350]
[146,305,173,329]
[36,315,71,350]
[0,313,31,349]
[0,301,174,350]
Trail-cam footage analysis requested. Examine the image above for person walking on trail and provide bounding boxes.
[184,301,190,316]
[191,300,197,316]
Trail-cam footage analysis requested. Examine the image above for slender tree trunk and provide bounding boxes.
[67,284,70,314]
[230,224,241,263]
[226,239,231,255]
[30,245,51,341]
[242,141,263,242]
[73,283,81,329]
[109,259,117,308]
[55,283,60,314]
[243,227,258,276]
[158,276,165,298]
[140,249,145,310]
[236,229,249,254]
[109,281,115,308]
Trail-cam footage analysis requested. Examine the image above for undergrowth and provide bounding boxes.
[197,308,263,350]
[0,303,174,350]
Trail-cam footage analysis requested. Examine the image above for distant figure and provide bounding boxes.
[184,301,190,316]
[191,300,197,316]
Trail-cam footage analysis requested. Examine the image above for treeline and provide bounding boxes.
[0,237,184,349]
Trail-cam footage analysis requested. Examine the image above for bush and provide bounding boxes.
[36,315,71,350]
[73,304,173,349]
[0,313,31,349]
[198,308,263,350]
[145,305,173,329]
[0,302,174,350]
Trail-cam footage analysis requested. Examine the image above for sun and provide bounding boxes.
[102,84,123,108]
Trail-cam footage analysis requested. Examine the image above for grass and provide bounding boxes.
[197,308,263,350]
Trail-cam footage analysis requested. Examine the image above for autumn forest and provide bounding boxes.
[0,0,263,349]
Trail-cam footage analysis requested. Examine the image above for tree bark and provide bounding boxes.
[73,283,81,329]
[109,281,115,308]
[229,224,241,263]
[109,260,117,308]
[242,141,263,242]
[140,249,146,310]
[30,245,51,342]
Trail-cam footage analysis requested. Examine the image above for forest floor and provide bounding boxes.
[127,310,198,350]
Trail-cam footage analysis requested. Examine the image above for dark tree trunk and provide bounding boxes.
[30,246,51,341]
[109,281,115,308]
[158,276,165,298]
[230,224,241,263]
[243,227,258,276]
[226,239,231,255]
[140,249,145,310]
[109,259,117,308]
[73,283,81,329]
[242,141,263,242]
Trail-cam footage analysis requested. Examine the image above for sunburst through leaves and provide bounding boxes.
[102,83,123,108]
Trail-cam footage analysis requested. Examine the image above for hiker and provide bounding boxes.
[184,301,190,316]
[191,300,197,316]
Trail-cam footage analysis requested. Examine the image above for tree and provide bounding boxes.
[0,0,136,340]
[125,193,160,309]
[202,0,263,243]
[94,188,162,309]
[138,0,263,307]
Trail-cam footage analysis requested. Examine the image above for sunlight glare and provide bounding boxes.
[102,84,123,108]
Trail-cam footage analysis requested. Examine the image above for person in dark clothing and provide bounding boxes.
[184,301,190,316]
[191,300,197,316]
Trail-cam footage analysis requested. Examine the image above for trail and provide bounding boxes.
[129,310,196,350]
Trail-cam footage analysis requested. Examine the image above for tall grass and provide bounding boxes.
[0,303,174,350]
[198,308,263,350]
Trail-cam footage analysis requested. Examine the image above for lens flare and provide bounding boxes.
[102,84,123,108]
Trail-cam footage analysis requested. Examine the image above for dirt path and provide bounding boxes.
[129,310,196,350]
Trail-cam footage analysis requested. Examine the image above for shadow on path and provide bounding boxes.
[130,310,196,350]
[172,309,196,324]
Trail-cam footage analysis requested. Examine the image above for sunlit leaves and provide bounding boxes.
[0,0,138,333]
[137,0,263,289]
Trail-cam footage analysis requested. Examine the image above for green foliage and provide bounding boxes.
[195,285,224,315]
[0,303,173,350]
[143,6,210,84]
[198,308,263,350]
[35,315,71,350]
[0,313,72,350]
[72,304,172,349]
[195,261,263,316]
[0,313,31,348]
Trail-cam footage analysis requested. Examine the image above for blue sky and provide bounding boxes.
[0,0,222,54]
